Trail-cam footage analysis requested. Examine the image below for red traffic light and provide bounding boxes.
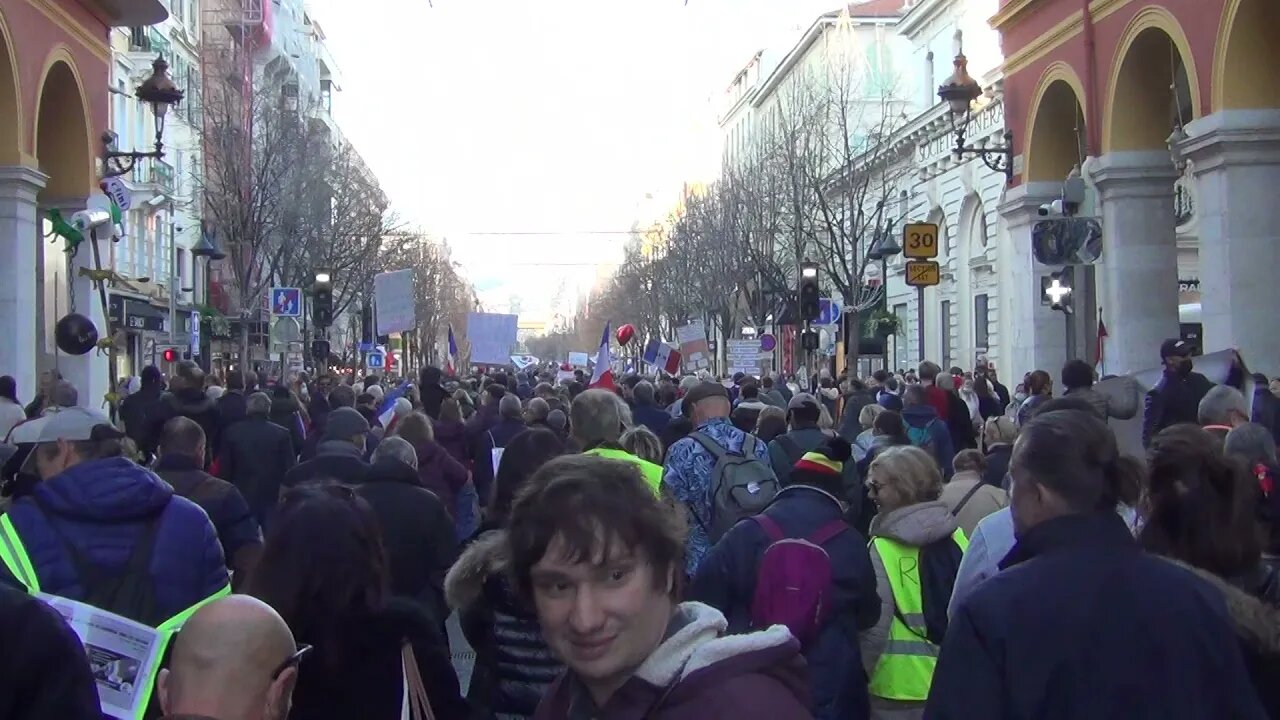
[162,348,178,363]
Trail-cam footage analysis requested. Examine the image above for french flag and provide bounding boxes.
[446,324,458,376]
[589,321,615,391]
[377,379,412,430]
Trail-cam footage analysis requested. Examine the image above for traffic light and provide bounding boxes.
[312,270,333,328]
[311,339,330,360]
[161,347,179,363]
[799,261,821,322]
[801,329,820,351]
[360,304,373,345]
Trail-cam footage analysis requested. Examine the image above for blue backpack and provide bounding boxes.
[906,423,938,457]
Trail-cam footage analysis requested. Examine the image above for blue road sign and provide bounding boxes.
[817,298,842,326]
[366,351,385,368]
[271,287,302,317]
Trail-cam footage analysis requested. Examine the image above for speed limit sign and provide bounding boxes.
[903,222,940,259]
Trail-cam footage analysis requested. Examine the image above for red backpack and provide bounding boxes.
[748,515,848,646]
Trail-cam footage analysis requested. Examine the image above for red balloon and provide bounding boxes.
[616,324,636,346]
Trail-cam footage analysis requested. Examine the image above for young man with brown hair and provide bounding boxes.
[507,454,811,720]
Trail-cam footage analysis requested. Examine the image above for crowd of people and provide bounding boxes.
[0,336,1278,719]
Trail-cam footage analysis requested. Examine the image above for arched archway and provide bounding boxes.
[33,52,93,199]
[1214,0,1280,111]
[1024,62,1087,182]
[1104,8,1200,152]
[0,7,22,166]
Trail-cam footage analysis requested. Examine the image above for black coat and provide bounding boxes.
[284,440,369,489]
[215,390,248,445]
[154,455,262,583]
[268,395,306,454]
[445,531,564,720]
[146,388,221,464]
[690,486,879,720]
[471,418,527,507]
[119,384,164,450]
[217,415,297,527]
[632,401,671,436]
[0,583,100,719]
[943,391,977,451]
[925,511,1267,720]
[356,458,458,625]
[1143,370,1216,446]
[981,443,1013,489]
[286,598,469,720]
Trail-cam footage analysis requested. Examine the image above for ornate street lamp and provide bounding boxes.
[937,53,1014,183]
[102,55,185,178]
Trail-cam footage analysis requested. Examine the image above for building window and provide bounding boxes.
[941,299,952,368]
[974,294,989,357]
[893,303,909,371]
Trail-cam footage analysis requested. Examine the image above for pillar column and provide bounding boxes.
[1181,109,1280,379]
[0,166,47,398]
[998,182,1067,378]
[1092,152,1181,376]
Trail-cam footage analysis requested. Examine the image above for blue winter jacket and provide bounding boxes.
[689,486,880,720]
[3,456,228,621]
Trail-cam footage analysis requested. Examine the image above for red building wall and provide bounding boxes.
[996,0,1229,177]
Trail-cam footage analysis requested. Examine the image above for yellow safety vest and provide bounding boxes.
[0,514,231,720]
[867,528,970,702]
[583,447,664,497]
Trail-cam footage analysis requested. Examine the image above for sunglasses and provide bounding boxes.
[271,643,313,681]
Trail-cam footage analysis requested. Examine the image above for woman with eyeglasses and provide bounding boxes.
[860,445,966,720]
[248,483,469,720]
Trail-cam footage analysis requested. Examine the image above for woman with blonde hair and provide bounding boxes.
[853,402,886,461]
[861,445,967,720]
[619,424,664,465]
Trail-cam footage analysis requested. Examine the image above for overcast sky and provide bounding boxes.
[306,0,833,316]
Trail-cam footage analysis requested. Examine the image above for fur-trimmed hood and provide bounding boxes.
[1164,557,1280,655]
[445,529,507,610]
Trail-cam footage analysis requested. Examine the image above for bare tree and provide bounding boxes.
[198,55,307,365]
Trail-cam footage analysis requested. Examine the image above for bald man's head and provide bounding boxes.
[158,595,299,720]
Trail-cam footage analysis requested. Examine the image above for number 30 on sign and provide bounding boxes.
[903,222,939,259]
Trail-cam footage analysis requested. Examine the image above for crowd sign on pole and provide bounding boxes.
[726,338,764,376]
[373,269,416,335]
[676,321,711,372]
[466,312,519,366]
[567,351,590,367]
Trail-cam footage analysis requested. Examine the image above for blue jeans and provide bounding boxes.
[454,481,480,542]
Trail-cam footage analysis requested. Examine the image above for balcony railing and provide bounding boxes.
[150,160,175,194]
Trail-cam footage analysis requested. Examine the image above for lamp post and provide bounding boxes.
[867,201,902,370]
[190,227,225,372]
[102,56,185,178]
[937,53,1014,184]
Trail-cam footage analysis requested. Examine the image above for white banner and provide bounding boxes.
[374,269,416,335]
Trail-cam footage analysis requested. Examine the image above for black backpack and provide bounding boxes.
[894,535,964,646]
[33,496,163,626]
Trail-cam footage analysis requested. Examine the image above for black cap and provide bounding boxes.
[1160,338,1192,360]
[681,382,730,415]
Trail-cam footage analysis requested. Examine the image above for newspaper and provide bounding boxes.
[37,593,163,720]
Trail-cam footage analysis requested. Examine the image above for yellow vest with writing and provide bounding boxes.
[867,528,969,702]
[0,514,230,720]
